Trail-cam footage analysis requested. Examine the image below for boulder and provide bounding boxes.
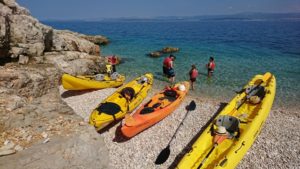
[0,0,106,63]
[79,34,109,45]
[148,46,179,58]
[45,51,101,75]
[51,30,100,55]
[161,46,179,53]
[148,51,162,57]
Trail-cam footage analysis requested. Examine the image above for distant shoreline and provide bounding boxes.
[40,12,300,22]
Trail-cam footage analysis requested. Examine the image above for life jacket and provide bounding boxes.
[190,69,198,78]
[210,61,215,70]
[163,57,172,68]
[111,57,117,65]
[108,56,117,65]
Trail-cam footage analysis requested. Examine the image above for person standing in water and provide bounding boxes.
[189,64,198,90]
[206,56,215,78]
[109,55,118,73]
[163,54,176,83]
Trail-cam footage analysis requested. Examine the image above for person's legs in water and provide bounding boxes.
[190,78,196,90]
[163,66,168,77]
[167,68,175,83]
[112,65,116,73]
[207,68,213,78]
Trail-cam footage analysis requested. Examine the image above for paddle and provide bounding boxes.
[197,134,228,169]
[155,100,196,165]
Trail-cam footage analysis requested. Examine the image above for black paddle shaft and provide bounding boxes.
[155,100,196,165]
[167,100,196,146]
[197,144,217,169]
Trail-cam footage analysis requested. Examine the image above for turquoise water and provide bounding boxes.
[45,21,300,108]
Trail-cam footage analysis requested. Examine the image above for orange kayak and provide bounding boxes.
[121,81,190,138]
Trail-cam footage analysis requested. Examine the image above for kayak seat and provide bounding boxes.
[164,89,177,98]
[140,107,155,114]
[120,87,135,101]
[248,86,266,104]
[215,115,240,134]
[96,102,121,121]
[152,103,162,108]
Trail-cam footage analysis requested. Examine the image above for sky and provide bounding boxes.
[17,0,300,20]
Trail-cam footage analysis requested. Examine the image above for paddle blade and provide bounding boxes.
[155,145,170,165]
[186,100,196,111]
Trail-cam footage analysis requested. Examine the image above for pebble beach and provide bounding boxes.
[59,83,300,169]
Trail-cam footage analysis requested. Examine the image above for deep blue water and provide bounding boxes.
[44,20,300,108]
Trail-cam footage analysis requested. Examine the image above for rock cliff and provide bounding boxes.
[0,0,109,168]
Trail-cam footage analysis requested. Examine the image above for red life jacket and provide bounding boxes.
[163,57,172,68]
[210,61,215,70]
[108,56,117,65]
[191,69,198,78]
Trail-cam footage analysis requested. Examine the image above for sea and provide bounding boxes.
[44,20,300,108]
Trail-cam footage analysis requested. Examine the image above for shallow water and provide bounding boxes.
[45,20,300,108]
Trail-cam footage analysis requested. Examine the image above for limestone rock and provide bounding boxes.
[79,34,109,45]
[0,129,109,169]
[1,0,107,66]
[2,0,16,8]
[45,51,101,75]
[0,2,12,16]
[0,141,15,151]
[14,145,23,151]
[9,47,25,58]
[18,55,29,64]
[0,149,16,156]
[52,30,100,55]
[0,16,9,57]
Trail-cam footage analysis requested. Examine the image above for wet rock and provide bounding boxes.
[161,46,179,53]
[148,46,179,58]
[148,51,162,58]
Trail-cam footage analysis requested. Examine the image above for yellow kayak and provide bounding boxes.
[177,72,276,169]
[62,73,125,90]
[89,73,153,130]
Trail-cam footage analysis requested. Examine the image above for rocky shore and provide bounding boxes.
[1,0,109,168]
